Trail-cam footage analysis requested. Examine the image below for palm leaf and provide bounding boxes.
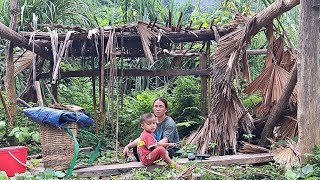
[188,15,254,155]
[277,115,298,140]
[137,21,156,65]
[13,51,34,76]
[244,64,297,114]
[272,139,300,169]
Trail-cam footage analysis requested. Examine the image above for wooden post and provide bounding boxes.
[43,80,58,104]
[92,57,99,135]
[34,81,44,106]
[298,0,320,163]
[50,60,58,103]
[0,86,13,127]
[200,53,208,117]
[4,0,19,119]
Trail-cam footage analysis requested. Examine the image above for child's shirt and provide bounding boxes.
[137,130,157,162]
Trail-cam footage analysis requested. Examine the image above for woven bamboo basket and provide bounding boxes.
[39,122,78,170]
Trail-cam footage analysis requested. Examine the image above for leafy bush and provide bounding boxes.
[11,168,74,180]
[172,76,202,137]
[285,145,320,179]
[0,105,40,154]
[242,93,262,112]
[0,121,6,140]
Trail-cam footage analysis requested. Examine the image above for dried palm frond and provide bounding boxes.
[187,90,254,155]
[211,90,254,154]
[224,13,251,27]
[253,102,273,116]
[244,64,297,106]
[49,30,59,68]
[51,30,75,84]
[279,50,295,72]
[105,29,117,61]
[273,36,285,64]
[272,139,300,169]
[264,23,274,68]
[137,22,156,64]
[241,48,251,83]
[105,29,117,129]
[191,17,255,155]
[276,115,298,140]
[187,15,254,155]
[13,51,34,76]
[187,117,214,154]
[239,141,269,154]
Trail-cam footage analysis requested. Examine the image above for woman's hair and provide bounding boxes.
[153,97,168,108]
[153,97,168,115]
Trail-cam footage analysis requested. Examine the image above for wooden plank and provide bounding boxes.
[38,69,209,79]
[74,153,273,178]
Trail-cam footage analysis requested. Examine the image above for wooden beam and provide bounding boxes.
[246,49,267,55]
[20,28,234,43]
[0,22,52,61]
[74,153,273,178]
[38,69,209,79]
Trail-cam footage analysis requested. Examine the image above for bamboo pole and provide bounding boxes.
[34,81,44,107]
[99,28,106,128]
[0,86,13,127]
[4,0,19,120]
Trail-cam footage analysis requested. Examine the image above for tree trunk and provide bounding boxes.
[251,0,300,35]
[297,0,320,163]
[4,0,19,121]
[259,64,297,147]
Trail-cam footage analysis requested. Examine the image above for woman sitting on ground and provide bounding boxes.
[123,97,179,161]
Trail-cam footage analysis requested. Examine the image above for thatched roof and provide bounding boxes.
[20,21,236,59]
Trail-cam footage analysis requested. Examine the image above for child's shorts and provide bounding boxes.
[141,146,167,166]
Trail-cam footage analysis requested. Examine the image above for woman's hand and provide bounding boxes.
[167,143,176,147]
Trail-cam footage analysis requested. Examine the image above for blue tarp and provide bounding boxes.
[23,107,93,128]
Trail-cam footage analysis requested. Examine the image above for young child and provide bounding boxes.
[137,112,176,167]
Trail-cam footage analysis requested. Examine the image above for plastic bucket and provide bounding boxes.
[0,146,28,177]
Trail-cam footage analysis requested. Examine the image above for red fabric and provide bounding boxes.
[138,131,166,166]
